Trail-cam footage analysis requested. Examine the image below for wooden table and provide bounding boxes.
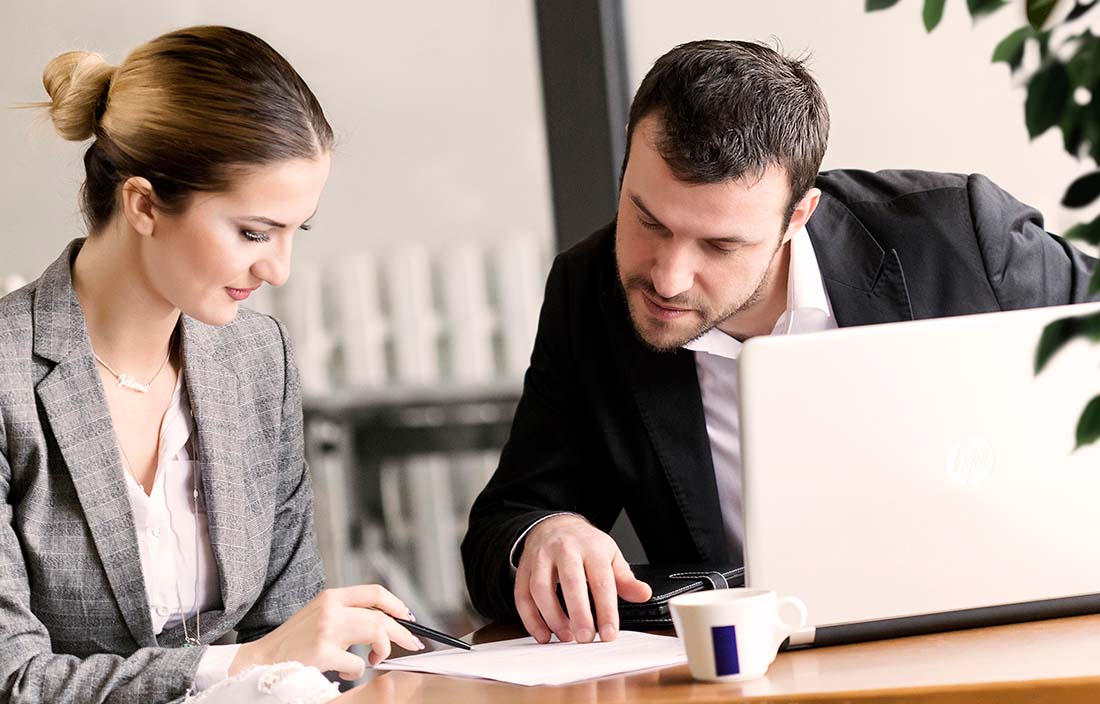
[336,615,1100,703]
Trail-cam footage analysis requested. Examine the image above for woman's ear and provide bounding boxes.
[119,177,158,237]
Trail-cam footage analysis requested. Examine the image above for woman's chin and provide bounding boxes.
[184,302,240,328]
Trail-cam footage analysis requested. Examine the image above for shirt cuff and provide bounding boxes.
[508,512,581,569]
[193,644,242,692]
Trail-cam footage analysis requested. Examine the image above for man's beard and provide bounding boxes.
[617,240,783,354]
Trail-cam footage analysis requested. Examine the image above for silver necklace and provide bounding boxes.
[94,347,172,393]
[181,460,202,648]
[116,439,145,491]
[144,450,203,648]
[111,355,203,648]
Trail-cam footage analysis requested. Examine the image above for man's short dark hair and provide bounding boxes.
[623,39,830,221]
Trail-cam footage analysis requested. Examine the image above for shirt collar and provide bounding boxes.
[683,226,834,360]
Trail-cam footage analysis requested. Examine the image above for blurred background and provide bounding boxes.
[2,0,1095,663]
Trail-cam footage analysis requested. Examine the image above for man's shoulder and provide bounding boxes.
[547,222,617,295]
[557,221,615,268]
[816,168,969,206]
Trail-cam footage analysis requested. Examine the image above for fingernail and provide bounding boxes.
[576,628,592,642]
[600,624,617,641]
[416,639,426,650]
[407,609,416,622]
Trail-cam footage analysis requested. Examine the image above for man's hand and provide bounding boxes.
[514,514,652,644]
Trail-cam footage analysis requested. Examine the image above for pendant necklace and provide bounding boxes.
[94,347,172,393]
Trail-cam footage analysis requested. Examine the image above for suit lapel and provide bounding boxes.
[181,316,248,614]
[32,242,156,647]
[807,193,914,326]
[599,236,729,563]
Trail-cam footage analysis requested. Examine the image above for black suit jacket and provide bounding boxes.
[461,169,1098,621]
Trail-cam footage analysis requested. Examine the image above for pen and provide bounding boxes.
[394,617,473,651]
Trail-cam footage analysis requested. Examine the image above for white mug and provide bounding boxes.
[669,588,808,683]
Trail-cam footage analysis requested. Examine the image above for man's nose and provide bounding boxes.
[650,245,695,300]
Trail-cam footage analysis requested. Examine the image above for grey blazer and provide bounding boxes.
[0,241,325,703]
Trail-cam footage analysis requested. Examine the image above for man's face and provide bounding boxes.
[615,115,817,352]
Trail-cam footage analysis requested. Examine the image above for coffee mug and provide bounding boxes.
[669,588,808,683]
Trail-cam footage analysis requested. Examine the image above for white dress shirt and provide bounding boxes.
[683,226,837,557]
[119,372,239,691]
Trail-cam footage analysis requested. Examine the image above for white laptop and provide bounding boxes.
[737,302,1100,648]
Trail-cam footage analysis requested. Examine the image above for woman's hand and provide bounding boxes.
[229,584,426,680]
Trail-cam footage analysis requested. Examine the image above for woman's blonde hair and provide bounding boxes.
[40,26,333,232]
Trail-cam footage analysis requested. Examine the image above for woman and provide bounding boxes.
[0,26,423,703]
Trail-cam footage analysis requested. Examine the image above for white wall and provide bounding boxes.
[624,1,1098,236]
[1,0,553,279]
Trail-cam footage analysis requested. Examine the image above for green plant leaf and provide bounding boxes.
[924,0,948,30]
[967,0,1008,17]
[1063,216,1100,245]
[1059,105,1085,154]
[1067,0,1100,22]
[1036,312,1100,373]
[1075,395,1100,449]
[1026,61,1071,137]
[1037,29,1053,59]
[1091,267,1100,295]
[867,0,902,10]
[1027,0,1059,28]
[992,27,1032,70]
[1065,31,1100,86]
[1062,170,1100,207]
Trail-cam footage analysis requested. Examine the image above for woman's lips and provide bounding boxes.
[226,286,256,301]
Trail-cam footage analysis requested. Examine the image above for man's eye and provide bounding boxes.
[708,241,735,255]
[241,230,270,243]
[638,216,662,230]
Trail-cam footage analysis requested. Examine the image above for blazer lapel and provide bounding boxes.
[599,242,730,563]
[180,317,248,614]
[32,241,157,647]
[807,193,914,326]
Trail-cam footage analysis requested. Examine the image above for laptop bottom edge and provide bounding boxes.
[781,592,1100,651]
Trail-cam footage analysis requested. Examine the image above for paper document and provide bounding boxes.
[375,631,686,686]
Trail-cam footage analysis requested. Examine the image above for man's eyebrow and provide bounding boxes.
[628,192,747,243]
[628,193,665,227]
[707,235,748,245]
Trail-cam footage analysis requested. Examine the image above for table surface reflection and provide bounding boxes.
[336,614,1100,703]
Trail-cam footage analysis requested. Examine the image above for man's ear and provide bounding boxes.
[119,177,158,237]
[783,187,822,243]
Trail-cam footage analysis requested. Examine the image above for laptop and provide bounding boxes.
[737,302,1100,648]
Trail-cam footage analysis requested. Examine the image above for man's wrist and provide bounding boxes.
[509,512,583,569]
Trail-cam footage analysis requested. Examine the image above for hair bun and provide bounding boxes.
[42,50,116,141]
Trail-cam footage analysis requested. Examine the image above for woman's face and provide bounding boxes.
[141,154,331,326]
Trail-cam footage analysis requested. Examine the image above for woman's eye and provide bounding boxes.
[241,230,270,243]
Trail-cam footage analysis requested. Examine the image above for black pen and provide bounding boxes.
[394,617,473,651]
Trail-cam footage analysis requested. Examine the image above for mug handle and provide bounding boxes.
[773,595,809,648]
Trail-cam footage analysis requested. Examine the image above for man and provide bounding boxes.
[461,39,1097,646]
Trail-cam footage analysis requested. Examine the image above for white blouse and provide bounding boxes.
[119,371,239,691]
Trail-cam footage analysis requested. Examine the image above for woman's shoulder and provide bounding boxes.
[0,282,39,360]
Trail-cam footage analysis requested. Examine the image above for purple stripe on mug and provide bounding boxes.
[710,625,740,676]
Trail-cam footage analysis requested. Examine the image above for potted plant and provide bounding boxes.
[867,0,1100,448]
